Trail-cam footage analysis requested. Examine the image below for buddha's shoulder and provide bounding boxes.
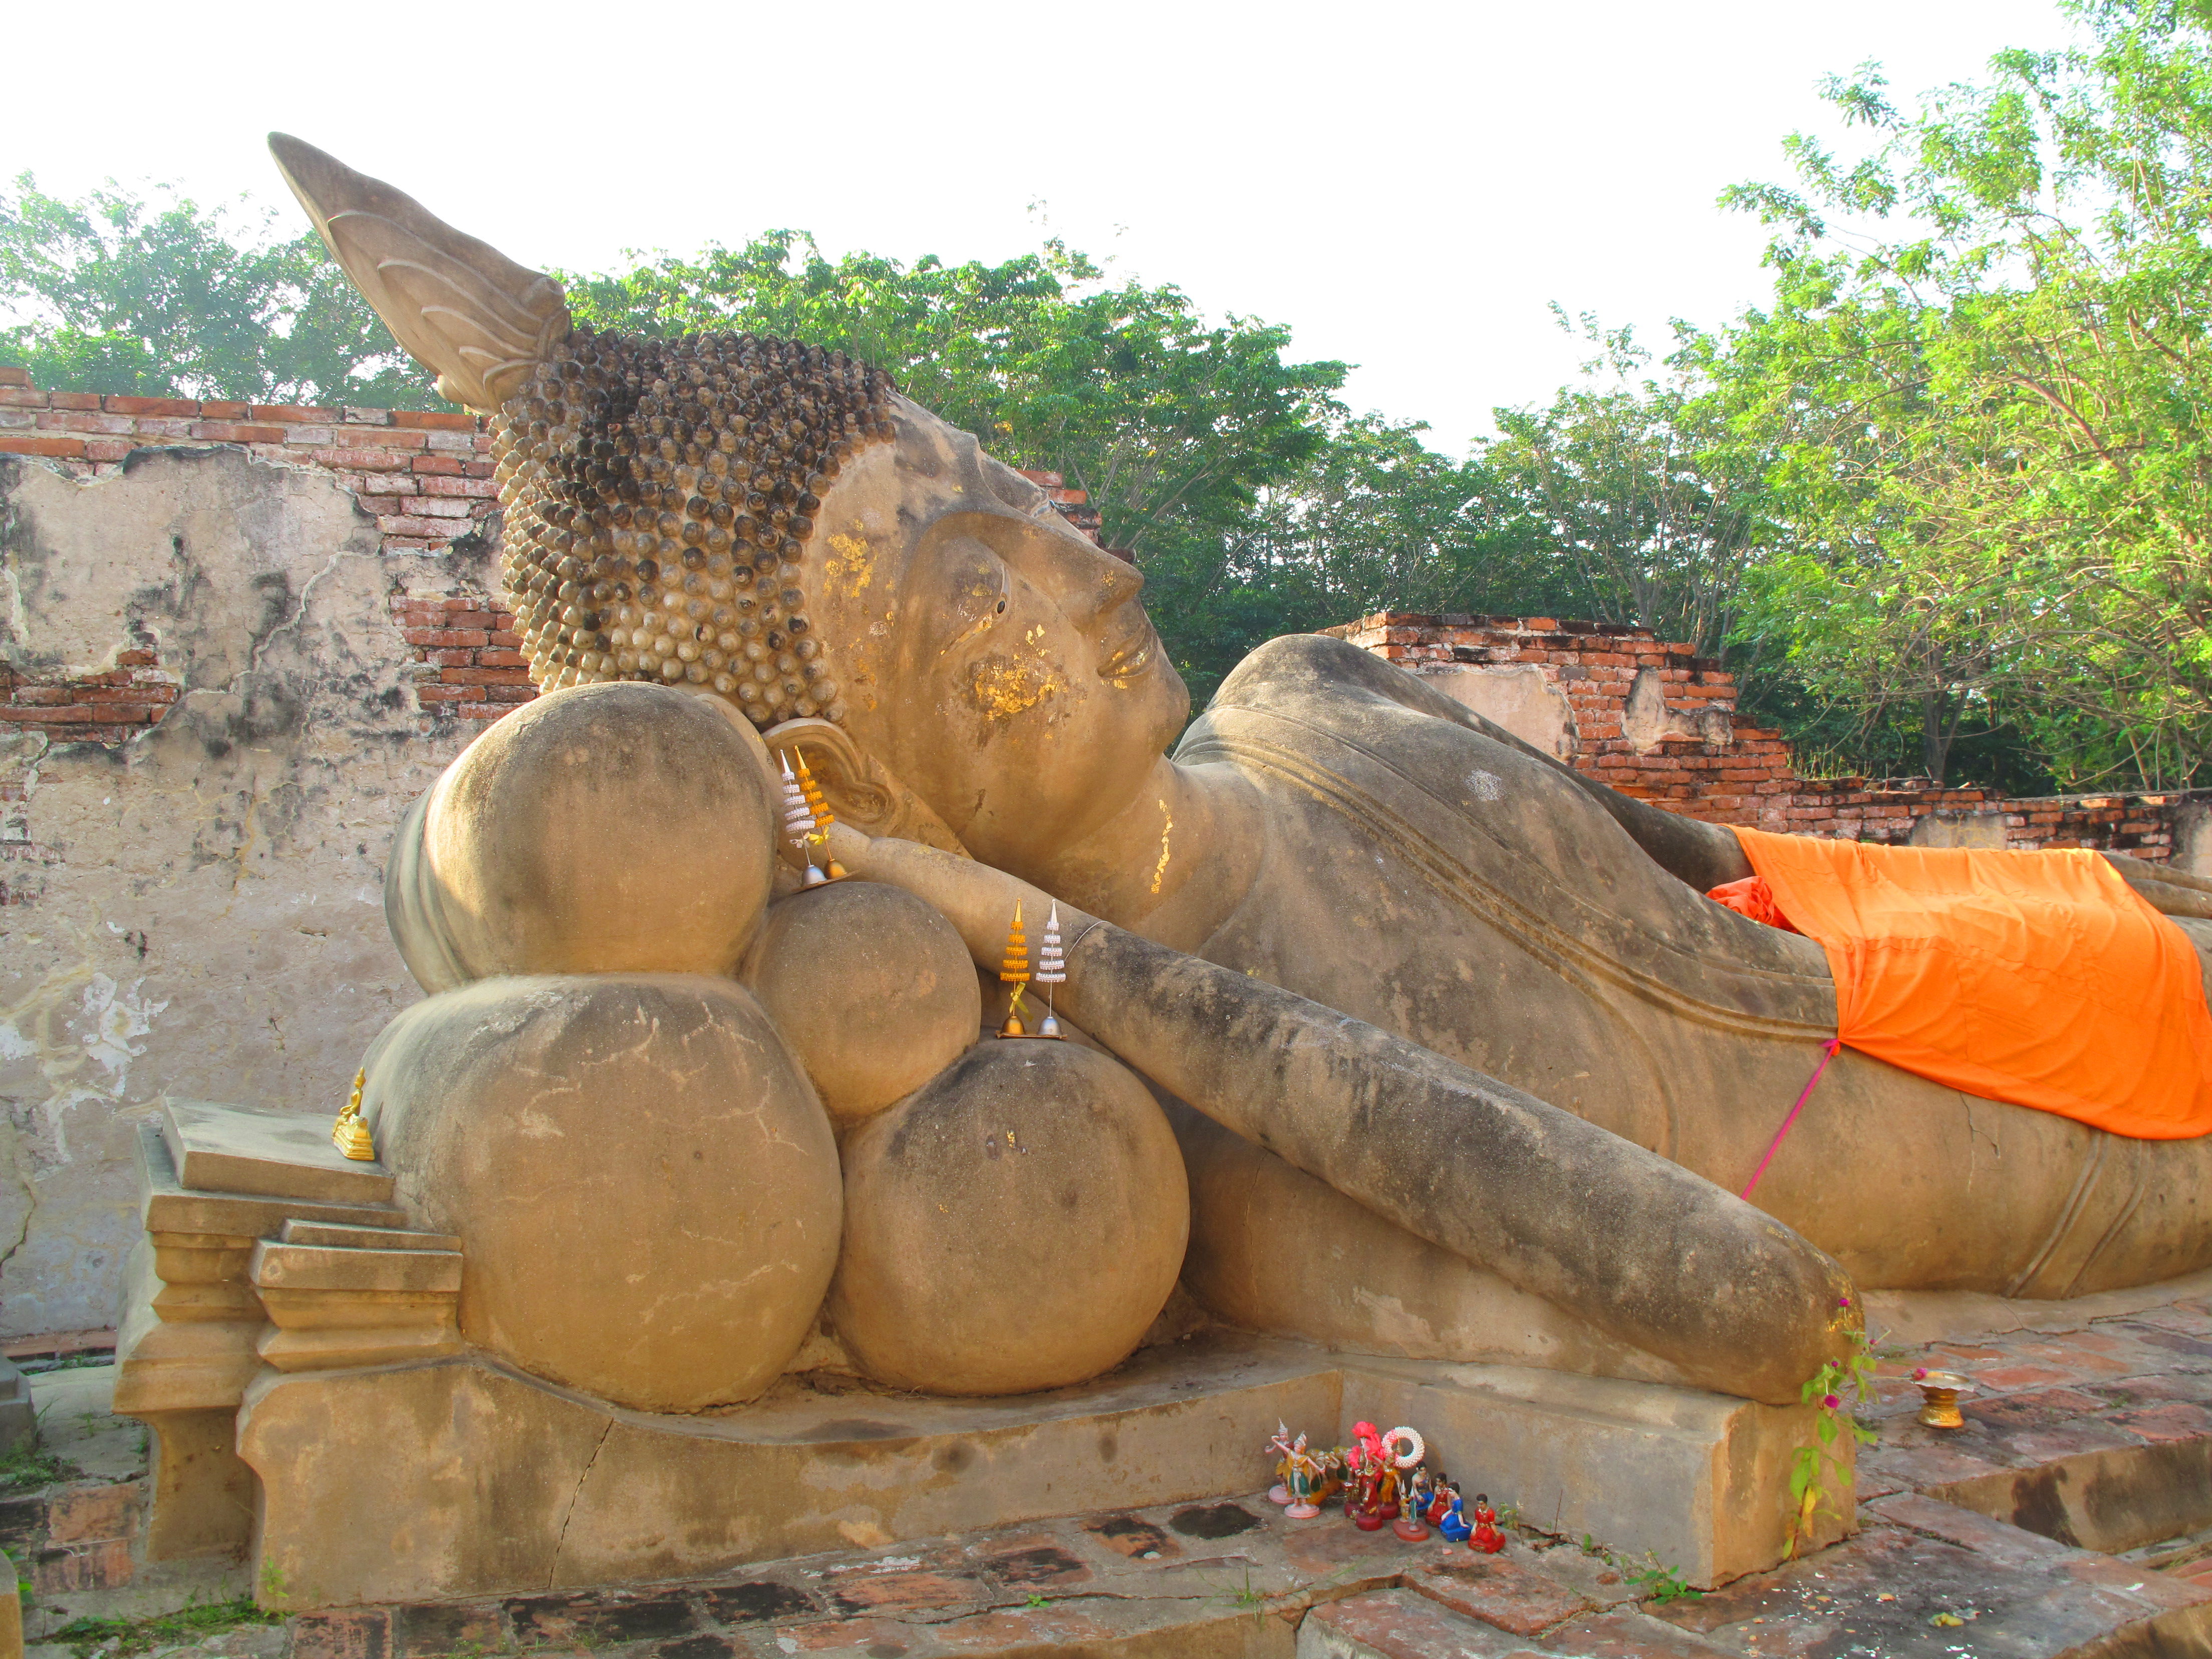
[1203,633,1507,746]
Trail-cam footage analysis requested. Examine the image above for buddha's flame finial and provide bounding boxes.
[780,753,827,888]
[1035,902,1067,1039]
[998,901,1030,1037]
[332,1068,376,1162]
[793,752,847,881]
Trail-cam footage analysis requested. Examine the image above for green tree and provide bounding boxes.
[1488,313,1767,657]
[1711,0,2212,786]
[0,173,447,408]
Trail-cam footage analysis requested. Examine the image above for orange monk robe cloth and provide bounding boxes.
[1729,825,2212,1141]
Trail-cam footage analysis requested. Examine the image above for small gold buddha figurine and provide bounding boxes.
[998,902,1031,1038]
[332,1068,376,1162]
[794,753,849,881]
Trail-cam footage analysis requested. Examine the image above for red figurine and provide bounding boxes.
[1468,1493,1506,1554]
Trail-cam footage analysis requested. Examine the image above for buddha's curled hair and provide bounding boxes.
[263,133,900,729]
[493,330,898,727]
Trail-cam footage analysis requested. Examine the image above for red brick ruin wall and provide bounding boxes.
[5,373,2196,862]
[1327,613,2208,864]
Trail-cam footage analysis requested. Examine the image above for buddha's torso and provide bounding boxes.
[1164,636,2212,1298]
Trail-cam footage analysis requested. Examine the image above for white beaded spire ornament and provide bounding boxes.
[1034,904,1067,1039]
[780,754,827,888]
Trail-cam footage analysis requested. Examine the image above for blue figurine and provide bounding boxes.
[1438,1487,1472,1543]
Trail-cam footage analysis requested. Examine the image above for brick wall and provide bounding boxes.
[0,368,516,746]
[0,366,496,549]
[1327,612,2210,865]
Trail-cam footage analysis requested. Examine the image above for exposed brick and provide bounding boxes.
[38,410,135,435]
[312,446,411,472]
[0,435,87,458]
[188,422,287,443]
[392,409,478,430]
[0,388,48,409]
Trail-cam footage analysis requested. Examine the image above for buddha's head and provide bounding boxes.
[272,135,1187,873]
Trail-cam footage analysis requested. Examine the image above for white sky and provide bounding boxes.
[6,0,2070,454]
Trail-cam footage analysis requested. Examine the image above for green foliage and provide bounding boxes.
[1627,1561,1704,1603]
[52,1594,280,1659]
[1786,1302,1880,1559]
[1707,0,2212,785]
[1489,312,1767,656]
[0,172,448,409]
[0,1431,77,1492]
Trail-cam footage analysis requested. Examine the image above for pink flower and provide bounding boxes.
[1912,1367,1928,1381]
[1837,1295,1852,1309]
[1822,1393,1842,1410]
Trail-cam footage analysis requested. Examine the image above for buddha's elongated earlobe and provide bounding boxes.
[268,132,571,412]
[764,719,971,857]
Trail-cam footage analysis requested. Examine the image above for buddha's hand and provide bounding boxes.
[820,823,1101,974]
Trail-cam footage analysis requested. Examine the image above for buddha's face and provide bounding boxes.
[809,398,1189,876]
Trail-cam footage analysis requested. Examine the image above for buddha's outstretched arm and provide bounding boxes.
[826,825,1858,1406]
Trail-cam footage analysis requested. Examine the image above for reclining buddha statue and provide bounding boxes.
[272,134,2212,1420]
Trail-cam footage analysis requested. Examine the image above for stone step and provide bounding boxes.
[161,1098,394,1205]
[279,1220,460,1252]
[136,1124,404,1237]
[248,1242,462,1296]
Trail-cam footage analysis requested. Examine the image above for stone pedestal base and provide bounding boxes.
[235,1334,1838,1608]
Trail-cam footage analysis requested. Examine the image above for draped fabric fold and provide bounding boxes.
[1717,827,2212,1140]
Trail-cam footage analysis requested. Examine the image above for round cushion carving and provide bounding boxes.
[385,682,778,991]
[828,1040,1189,1395]
[362,973,839,1412]
[742,882,981,1128]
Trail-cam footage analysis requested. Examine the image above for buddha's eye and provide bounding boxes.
[995,597,1007,615]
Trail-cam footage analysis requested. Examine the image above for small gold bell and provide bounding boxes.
[332,1068,377,1162]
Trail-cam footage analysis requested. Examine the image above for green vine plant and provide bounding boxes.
[1787,1294,1881,1559]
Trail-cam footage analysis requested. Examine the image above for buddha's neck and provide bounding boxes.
[1016,755,1264,954]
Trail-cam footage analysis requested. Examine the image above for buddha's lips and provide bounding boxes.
[1098,629,1155,683]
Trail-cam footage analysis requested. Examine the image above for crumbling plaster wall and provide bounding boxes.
[0,447,489,1335]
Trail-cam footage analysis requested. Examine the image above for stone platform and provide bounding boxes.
[238,1337,1830,1605]
[25,1281,2212,1659]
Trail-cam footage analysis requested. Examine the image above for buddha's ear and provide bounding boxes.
[268,132,571,413]
[763,719,971,859]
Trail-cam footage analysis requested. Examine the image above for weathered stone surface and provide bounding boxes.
[1339,1357,1844,1588]
[740,882,979,1130]
[161,1099,394,1205]
[384,682,779,992]
[0,446,491,1335]
[1296,1587,1524,1658]
[362,974,840,1411]
[828,1040,1187,1395]
[233,1334,1340,1605]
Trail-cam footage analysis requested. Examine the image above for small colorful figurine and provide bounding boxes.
[331,1067,375,1161]
[1266,1423,1297,1506]
[1284,1440,1326,1521]
[1468,1493,1506,1554]
[1437,1486,1471,1543]
[1392,1442,1433,1542]
[1421,1471,1454,1529]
